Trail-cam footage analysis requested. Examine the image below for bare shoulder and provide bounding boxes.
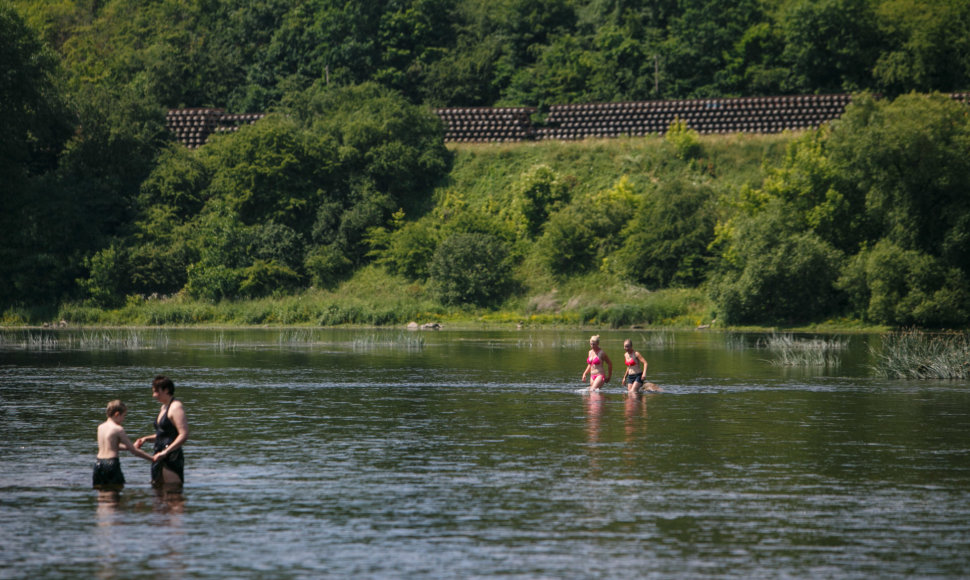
[98,420,123,443]
[169,399,189,428]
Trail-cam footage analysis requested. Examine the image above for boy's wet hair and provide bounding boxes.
[152,375,175,395]
[106,400,127,417]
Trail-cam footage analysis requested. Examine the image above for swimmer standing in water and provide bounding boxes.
[581,335,612,391]
[134,376,188,487]
[93,400,154,489]
[620,338,661,393]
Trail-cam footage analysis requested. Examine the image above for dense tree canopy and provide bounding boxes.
[12,0,970,112]
[710,93,970,326]
[2,0,970,327]
[78,82,451,303]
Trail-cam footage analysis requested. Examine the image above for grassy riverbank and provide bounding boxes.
[35,266,711,329]
[2,131,869,331]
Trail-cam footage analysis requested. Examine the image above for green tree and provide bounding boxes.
[504,164,570,238]
[873,0,970,95]
[824,93,970,324]
[430,232,512,306]
[183,203,251,300]
[201,114,337,233]
[286,82,451,212]
[780,0,883,93]
[610,177,715,289]
[838,240,970,327]
[0,4,74,306]
[536,176,636,276]
[372,218,439,280]
[720,21,789,95]
[826,93,970,263]
[662,0,767,98]
[709,202,845,325]
[713,93,970,327]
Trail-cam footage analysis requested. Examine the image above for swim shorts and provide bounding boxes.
[93,458,125,488]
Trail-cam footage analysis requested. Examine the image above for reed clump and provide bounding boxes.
[762,332,848,367]
[351,332,425,351]
[870,330,970,379]
[0,329,170,350]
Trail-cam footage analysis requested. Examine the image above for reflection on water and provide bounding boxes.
[2,329,970,578]
[585,390,604,477]
[624,392,648,444]
[93,487,186,580]
[96,490,121,525]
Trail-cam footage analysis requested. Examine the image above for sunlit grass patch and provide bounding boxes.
[870,330,970,379]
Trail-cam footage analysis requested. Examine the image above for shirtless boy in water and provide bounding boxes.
[93,400,154,489]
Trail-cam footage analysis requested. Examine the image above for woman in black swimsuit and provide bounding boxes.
[134,375,189,486]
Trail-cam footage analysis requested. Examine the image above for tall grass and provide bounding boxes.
[0,328,170,350]
[448,132,792,202]
[762,332,848,367]
[871,330,970,379]
[52,268,713,330]
[351,332,425,351]
[630,331,675,349]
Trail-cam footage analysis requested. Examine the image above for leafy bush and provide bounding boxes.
[249,222,305,271]
[536,176,638,276]
[185,262,243,302]
[506,164,570,238]
[664,118,701,160]
[837,240,970,327]
[284,82,452,212]
[238,260,302,298]
[709,204,845,325]
[304,245,353,289]
[535,205,599,275]
[429,233,512,307]
[609,177,715,288]
[79,244,130,307]
[376,221,438,280]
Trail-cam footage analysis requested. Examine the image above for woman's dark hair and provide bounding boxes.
[152,375,175,395]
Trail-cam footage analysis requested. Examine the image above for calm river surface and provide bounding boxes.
[1,328,969,578]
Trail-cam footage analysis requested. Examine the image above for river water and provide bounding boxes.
[1,328,969,578]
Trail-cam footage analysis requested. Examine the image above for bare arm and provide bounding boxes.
[118,430,154,461]
[581,363,591,381]
[602,353,613,381]
[133,434,156,450]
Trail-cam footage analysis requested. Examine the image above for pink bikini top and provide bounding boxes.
[625,358,637,366]
[587,355,601,365]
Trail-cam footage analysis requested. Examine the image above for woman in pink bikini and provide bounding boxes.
[620,338,661,393]
[581,335,612,391]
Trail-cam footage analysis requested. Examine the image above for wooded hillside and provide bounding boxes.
[2,1,969,327]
